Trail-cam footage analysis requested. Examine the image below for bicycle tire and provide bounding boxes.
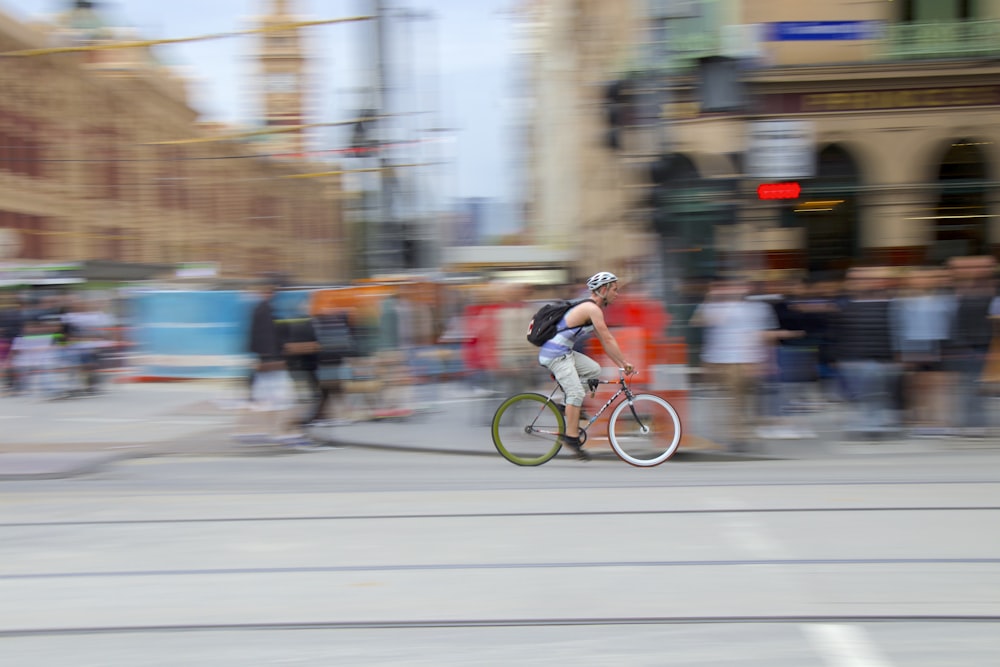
[491,392,565,466]
[607,393,681,467]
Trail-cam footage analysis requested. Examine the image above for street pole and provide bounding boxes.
[373,0,394,274]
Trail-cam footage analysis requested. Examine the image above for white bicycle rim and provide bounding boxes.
[608,394,682,467]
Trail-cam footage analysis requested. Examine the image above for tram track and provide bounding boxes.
[1,504,999,529]
[2,614,1000,639]
[2,556,1000,582]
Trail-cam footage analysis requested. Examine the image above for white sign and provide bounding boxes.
[175,262,219,279]
[745,120,815,180]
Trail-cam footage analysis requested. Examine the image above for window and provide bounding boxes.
[899,0,974,22]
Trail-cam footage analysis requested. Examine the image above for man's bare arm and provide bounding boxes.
[585,304,632,371]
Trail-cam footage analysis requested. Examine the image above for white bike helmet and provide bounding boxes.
[587,271,618,292]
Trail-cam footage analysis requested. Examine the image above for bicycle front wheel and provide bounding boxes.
[491,392,565,466]
[608,393,681,467]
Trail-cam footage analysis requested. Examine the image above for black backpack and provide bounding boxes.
[525,298,593,347]
[313,311,357,364]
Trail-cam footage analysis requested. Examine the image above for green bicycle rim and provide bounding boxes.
[491,392,565,466]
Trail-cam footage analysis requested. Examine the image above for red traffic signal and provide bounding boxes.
[757,182,801,200]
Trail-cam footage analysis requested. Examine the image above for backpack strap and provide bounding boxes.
[556,298,598,337]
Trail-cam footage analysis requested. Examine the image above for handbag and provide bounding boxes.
[251,369,295,411]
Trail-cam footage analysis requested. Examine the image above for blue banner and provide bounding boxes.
[768,21,882,41]
[128,291,256,378]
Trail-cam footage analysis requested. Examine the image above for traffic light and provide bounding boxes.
[756,182,801,200]
[603,80,629,151]
[648,155,673,235]
[402,238,418,269]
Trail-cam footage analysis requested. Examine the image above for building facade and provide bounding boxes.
[660,0,1000,275]
[518,0,652,283]
[0,3,346,285]
[522,0,1000,287]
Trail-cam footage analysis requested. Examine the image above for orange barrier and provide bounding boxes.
[584,326,647,431]
[309,284,395,316]
[584,326,695,451]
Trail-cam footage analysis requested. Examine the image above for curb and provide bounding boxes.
[0,452,129,481]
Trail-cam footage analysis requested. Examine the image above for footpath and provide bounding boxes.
[1,378,998,480]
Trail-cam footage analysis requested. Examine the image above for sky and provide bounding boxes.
[0,0,517,203]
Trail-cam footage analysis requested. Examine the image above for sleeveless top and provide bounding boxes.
[538,309,594,364]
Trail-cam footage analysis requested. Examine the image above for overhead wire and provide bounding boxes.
[145,116,382,146]
[0,16,375,57]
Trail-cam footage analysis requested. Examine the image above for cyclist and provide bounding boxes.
[538,271,635,460]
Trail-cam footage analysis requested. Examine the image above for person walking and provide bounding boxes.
[833,267,901,438]
[946,256,997,436]
[237,277,311,447]
[690,276,780,451]
[891,267,955,436]
[537,271,634,460]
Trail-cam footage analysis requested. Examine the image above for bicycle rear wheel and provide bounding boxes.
[491,392,565,466]
[608,393,681,467]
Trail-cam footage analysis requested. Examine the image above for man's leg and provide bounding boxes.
[546,353,590,460]
[301,367,328,424]
[564,404,582,438]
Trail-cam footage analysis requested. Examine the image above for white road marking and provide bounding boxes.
[803,623,894,667]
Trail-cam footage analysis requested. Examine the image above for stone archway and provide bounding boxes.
[796,144,862,274]
[927,138,993,262]
[651,152,737,279]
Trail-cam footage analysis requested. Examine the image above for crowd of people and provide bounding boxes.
[235,278,454,445]
[254,257,999,452]
[692,256,1000,449]
[4,257,999,454]
[0,292,120,400]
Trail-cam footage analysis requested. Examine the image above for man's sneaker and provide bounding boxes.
[560,435,590,461]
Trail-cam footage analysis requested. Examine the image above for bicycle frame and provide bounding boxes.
[542,370,640,436]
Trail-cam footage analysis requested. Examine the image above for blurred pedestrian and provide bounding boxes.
[945,256,997,436]
[0,292,24,395]
[832,267,901,438]
[891,267,955,435]
[310,304,359,424]
[9,317,62,399]
[278,304,324,427]
[753,275,815,438]
[235,277,310,447]
[690,276,778,451]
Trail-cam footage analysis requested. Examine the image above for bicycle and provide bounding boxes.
[490,369,682,467]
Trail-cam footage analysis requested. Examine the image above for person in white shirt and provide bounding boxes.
[691,277,779,451]
[9,319,61,398]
